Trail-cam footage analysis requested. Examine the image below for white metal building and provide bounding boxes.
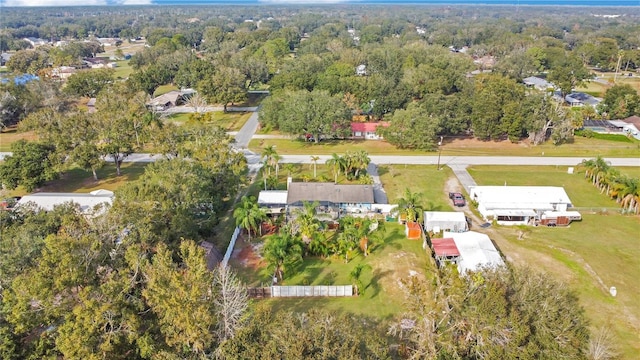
[257,190,288,214]
[468,186,575,225]
[423,211,468,233]
[16,189,114,215]
[443,231,505,274]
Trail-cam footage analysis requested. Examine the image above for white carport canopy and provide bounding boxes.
[444,231,505,274]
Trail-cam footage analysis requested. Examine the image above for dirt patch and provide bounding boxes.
[233,237,266,270]
[374,250,426,299]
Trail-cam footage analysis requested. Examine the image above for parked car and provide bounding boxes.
[448,192,466,207]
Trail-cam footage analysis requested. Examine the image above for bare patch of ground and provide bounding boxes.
[232,236,266,271]
[374,249,426,299]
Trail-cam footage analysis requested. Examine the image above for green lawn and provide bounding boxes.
[233,223,432,319]
[0,129,38,151]
[166,112,252,132]
[112,60,134,79]
[250,136,640,157]
[4,163,147,197]
[379,165,455,212]
[154,84,179,97]
[469,165,640,358]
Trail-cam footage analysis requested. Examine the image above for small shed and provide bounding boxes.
[405,222,422,239]
[431,237,461,267]
[424,211,468,233]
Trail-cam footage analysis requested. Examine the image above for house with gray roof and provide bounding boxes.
[523,76,556,91]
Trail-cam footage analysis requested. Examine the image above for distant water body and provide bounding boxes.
[153,0,639,6]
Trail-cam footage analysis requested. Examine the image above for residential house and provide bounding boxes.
[286,182,375,220]
[351,122,389,140]
[51,66,77,80]
[147,90,191,111]
[83,57,110,69]
[23,37,48,47]
[468,186,580,226]
[16,189,114,216]
[523,76,556,91]
[0,52,12,66]
[564,92,602,107]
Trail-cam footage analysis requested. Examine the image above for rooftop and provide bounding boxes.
[287,182,374,205]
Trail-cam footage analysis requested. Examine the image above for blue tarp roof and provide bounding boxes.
[0,74,39,85]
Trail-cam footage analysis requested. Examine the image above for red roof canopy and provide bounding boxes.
[431,238,460,257]
[351,122,390,132]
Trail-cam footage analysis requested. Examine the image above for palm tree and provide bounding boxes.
[310,155,320,178]
[262,231,303,282]
[326,153,345,184]
[353,150,371,179]
[592,156,611,188]
[308,232,330,258]
[261,145,278,176]
[272,153,281,180]
[619,176,639,214]
[396,188,424,223]
[233,196,267,242]
[350,263,371,296]
[283,163,296,178]
[292,201,321,243]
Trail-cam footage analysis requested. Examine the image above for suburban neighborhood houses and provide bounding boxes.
[1,4,639,359]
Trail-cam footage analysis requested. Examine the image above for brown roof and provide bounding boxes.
[200,241,223,270]
[287,182,374,205]
[624,115,640,128]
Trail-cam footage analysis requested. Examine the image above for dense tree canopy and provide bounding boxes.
[260,89,352,141]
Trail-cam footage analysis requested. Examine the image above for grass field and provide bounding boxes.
[232,222,432,319]
[165,112,252,132]
[4,163,147,197]
[154,84,179,97]
[250,136,640,158]
[0,129,37,151]
[112,60,134,79]
[468,165,640,358]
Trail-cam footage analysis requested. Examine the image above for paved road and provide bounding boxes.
[233,110,260,149]
[162,106,258,114]
[0,152,637,167]
[276,155,640,167]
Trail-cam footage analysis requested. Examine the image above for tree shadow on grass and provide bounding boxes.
[365,269,392,298]
[376,166,389,176]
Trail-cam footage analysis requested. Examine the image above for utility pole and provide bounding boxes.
[436,136,444,170]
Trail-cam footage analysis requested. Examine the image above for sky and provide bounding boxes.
[1,0,638,6]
